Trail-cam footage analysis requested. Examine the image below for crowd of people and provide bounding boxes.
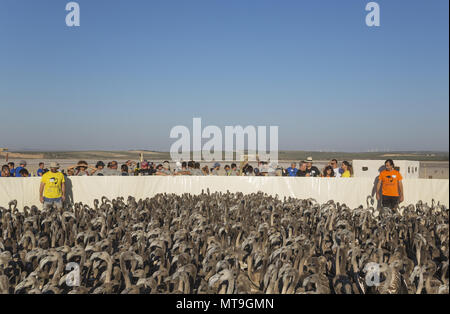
[0,157,354,178]
[1,159,405,209]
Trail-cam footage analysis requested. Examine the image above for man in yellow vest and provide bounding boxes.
[39,162,65,210]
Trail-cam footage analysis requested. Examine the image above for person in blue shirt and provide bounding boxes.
[37,162,48,176]
[286,163,298,177]
[14,160,30,177]
[8,162,15,176]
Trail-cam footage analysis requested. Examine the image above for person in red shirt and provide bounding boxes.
[376,159,404,209]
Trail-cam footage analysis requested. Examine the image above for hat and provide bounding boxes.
[163,161,170,169]
[176,161,182,168]
[141,161,149,167]
[49,162,60,168]
[214,162,221,168]
[305,157,314,163]
[19,160,27,166]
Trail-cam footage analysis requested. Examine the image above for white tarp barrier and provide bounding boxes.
[0,177,448,210]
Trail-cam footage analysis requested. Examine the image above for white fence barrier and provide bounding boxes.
[0,177,448,210]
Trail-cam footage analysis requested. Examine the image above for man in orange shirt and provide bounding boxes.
[376,159,404,209]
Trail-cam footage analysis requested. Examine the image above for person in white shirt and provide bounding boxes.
[330,159,341,178]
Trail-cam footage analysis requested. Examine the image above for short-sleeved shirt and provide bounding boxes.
[95,169,105,176]
[158,169,172,175]
[190,169,203,176]
[15,167,31,177]
[286,167,298,177]
[333,168,341,178]
[37,168,47,177]
[379,169,403,197]
[14,167,24,177]
[102,168,120,176]
[41,171,65,199]
[296,170,307,177]
[306,166,321,177]
[341,170,351,178]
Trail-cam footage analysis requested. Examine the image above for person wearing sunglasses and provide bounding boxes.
[329,159,341,178]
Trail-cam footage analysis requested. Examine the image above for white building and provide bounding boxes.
[352,160,420,179]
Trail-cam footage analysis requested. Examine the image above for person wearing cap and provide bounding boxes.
[14,160,30,177]
[174,161,185,175]
[275,165,285,176]
[156,161,172,176]
[40,162,65,210]
[211,162,221,176]
[304,157,321,177]
[175,161,191,175]
[91,161,106,175]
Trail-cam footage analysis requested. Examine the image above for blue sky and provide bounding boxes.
[0,0,448,152]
